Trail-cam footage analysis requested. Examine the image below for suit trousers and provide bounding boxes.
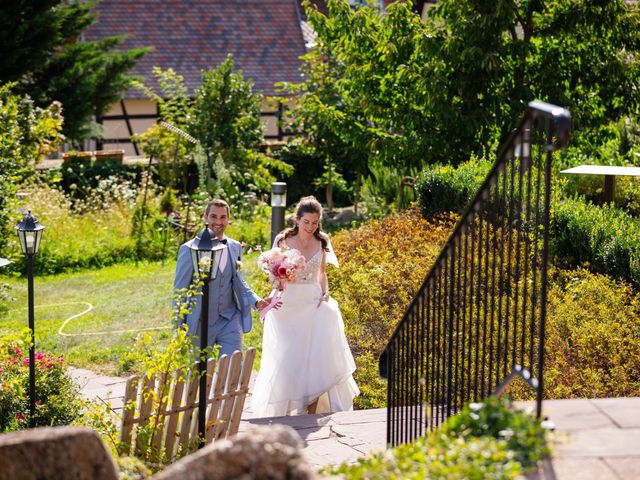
[191,312,243,358]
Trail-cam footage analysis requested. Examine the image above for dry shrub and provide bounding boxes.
[329,210,640,408]
[330,208,456,408]
[545,267,640,398]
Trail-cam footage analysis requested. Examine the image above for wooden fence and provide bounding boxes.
[118,348,256,460]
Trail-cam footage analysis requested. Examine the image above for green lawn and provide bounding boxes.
[0,254,267,376]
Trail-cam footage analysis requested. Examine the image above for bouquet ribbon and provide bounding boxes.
[259,287,283,320]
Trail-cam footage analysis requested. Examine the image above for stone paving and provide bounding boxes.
[534,397,640,479]
[69,367,128,410]
[69,368,640,478]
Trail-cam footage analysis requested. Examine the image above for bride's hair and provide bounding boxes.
[279,196,328,250]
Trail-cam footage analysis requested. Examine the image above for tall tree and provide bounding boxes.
[0,0,147,145]
[292,0,640,173]
[0,84,64,255]
[428,0,640,157]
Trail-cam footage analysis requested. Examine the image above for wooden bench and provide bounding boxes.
[118,348,256,460]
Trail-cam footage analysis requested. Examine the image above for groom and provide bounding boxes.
[173,199,270,357]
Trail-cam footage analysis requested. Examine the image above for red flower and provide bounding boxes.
[16,412,25,421]
[277,265,288,277]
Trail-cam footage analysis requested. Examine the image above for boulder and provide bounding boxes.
[154,424,315,480]
[0,426,119,480]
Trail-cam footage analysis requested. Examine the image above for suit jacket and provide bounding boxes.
[173,236,260,335]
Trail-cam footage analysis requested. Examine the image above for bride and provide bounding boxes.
[251,196,359,417]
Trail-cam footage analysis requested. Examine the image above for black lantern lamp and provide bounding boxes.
[16,211,45,256]
[270,182,287,246]
[187,226,226,447]
[15,211,45,428]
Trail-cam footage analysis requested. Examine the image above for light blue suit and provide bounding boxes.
[173,235,261,357]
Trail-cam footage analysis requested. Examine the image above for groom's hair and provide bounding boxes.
[205,199,230,216]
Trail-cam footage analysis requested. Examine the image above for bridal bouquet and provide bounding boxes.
[257,246,306,319]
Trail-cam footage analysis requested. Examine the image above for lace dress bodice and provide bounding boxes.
[294,249,323,285]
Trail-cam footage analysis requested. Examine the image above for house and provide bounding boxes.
[83,0,309,156]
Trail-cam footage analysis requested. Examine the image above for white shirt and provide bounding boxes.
[218,237,229,273]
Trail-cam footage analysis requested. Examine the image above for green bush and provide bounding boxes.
[57,160,146,202]
[327,396,548,479]
[413,155,640,286]
[0,331,83,431]
[330,209,456,408]
[359,163,418,219]
[415,156,491,217]
[0,84,63,257]
[552,198,640,286]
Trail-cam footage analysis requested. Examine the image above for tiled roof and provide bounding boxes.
[84,0,307,98]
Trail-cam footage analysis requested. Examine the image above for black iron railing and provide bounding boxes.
[379,101,571,446]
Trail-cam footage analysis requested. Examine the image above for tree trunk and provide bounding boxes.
[326,157,334,212]
[354,171,360,215]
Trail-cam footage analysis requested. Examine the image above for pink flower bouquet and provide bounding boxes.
[257,246,306,319]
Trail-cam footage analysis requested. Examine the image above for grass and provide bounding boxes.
[0,253,268,376]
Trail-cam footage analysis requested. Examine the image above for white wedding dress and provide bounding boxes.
[251,245,359,417]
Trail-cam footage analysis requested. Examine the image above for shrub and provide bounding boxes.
[327,396,547,479]
[53,158,146,205]
[330,209,456,408]
[0,331,83,431]
[359,163,419,219]
[415,156,491,217]
[329,208,640,407]
[544,267,640,398]
[552,198,640,286]
[88,325,201,469]
[413,156,640,286]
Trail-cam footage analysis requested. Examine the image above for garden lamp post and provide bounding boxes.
[187,227,225,447]
[270,182,287,245]
[15,211,45,428]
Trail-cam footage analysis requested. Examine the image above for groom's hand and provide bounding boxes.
[256,297,282,310]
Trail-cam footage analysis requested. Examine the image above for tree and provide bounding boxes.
[0,0,147,145]
[191,55,263,178]
[0,84,64,256]
[427,0,640,159]
[132,59,292,207]
[290,0,640,177]
[191,55,291,197]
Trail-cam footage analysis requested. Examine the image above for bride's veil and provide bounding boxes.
[325,236,339,268]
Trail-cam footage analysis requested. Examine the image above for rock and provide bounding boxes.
[154,424,315,480]
[0,426,119,480]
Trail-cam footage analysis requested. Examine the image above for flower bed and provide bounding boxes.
[0,332,83,431]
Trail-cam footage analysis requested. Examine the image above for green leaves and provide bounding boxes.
[326,396,547,479]
[293,0,640,179]
[0,84,64,256]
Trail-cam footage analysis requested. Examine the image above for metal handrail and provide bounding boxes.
[380,101,571,446]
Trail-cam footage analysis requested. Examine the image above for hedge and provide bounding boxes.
[416,160,640,286]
